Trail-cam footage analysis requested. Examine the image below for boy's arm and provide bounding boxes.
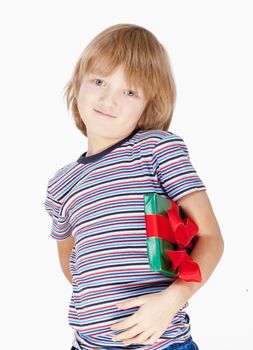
[56,235,75,285]
[161,189,224,307]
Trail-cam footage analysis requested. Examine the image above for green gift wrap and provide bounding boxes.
[143,193,202,282]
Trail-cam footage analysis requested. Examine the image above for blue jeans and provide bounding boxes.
[71,336,199,349]
[164,336,199,349]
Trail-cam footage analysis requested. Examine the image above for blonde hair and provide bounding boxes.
[63,23,177,137]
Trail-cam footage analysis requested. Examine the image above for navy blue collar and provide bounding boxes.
[76,128,141,164]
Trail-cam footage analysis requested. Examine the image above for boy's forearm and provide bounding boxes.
[59,259,73,285]
[161,235,224,310]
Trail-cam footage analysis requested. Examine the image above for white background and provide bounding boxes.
[1,1,252,349]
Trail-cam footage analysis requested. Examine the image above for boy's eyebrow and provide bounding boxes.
[88,72,104,76]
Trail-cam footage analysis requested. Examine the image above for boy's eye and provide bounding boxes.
[94,78,137,97]
[94,78,104,86]
[124,90,136,97]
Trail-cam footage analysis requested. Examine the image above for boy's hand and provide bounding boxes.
[110,290,180,345]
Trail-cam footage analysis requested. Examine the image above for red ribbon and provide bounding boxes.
[166,250,202,282]
[145,197,202,282]
[166,199,198,249]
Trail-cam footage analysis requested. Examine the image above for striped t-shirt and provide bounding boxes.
[44,128,206,350]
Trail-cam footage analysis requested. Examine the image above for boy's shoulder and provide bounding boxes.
[54,161,77,177]
[137,129,185,147]
[46,161,78,201]
[48,160,77,182]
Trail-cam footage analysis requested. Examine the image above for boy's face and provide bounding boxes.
[77,64,147,139]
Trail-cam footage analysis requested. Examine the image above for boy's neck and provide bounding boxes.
[85,130,132,156]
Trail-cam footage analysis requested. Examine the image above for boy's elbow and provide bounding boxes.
[217,229,225,255]
[220,236,225,256]
[213,231,225,261]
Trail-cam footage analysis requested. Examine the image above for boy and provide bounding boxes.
[44,23,224,350]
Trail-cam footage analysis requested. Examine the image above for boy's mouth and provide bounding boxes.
[94,109,117,118]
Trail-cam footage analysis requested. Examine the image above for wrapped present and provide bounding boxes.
[143,193,202,282]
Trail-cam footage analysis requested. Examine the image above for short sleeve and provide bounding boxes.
[44,187,72,240]
[152,133,207,202]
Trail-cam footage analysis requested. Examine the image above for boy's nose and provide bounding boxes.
[100,89,118,106]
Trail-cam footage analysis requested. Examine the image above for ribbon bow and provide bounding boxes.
[145,197,202,282]
[166,200,201,282]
